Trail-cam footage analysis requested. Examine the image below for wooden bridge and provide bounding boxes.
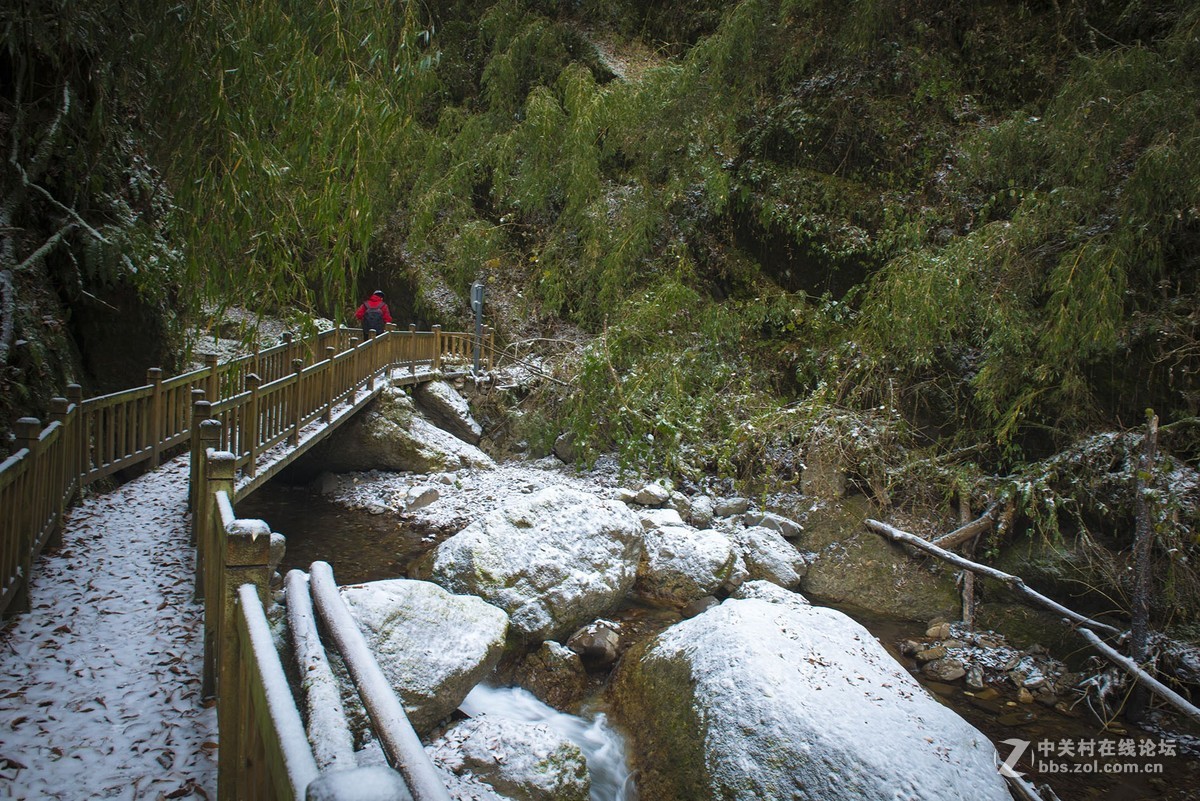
[0,322,494,800]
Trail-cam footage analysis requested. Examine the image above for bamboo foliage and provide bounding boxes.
[153,0,438,315]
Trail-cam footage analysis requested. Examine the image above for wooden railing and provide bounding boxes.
[0,323,489,618]
[194,441,449,800]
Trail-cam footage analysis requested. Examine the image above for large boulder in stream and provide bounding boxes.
[428,716,590,801]
[423,486,643,642]
[340,579,509,734]
[728,524,813,589]
[799,496,960,621]
[315,387,494,474]
[633,525,744,606]
[611,596,1011,801]
[414,380,484,445]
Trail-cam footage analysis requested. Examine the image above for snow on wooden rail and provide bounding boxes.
[196,444,424,799]
[309,560,453,801]
[0,323,486,618]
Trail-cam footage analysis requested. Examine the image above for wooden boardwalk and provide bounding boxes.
[0,327,486,800]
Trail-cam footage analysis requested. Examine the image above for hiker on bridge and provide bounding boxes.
[355,290,393,338]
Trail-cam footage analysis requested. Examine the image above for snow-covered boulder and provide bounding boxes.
[730,578,811,608]
[634,482,671,507]
[634,525,743,606]
[687,494,715,528]
[424,486,643,641]
[741,510,802,539]
[340,579,509,734]
[635,507,685,530]
[414,380,483,444]
[612,598,1011,801]
[713,497,750,517]
[318,388,494,474]
[728,525,813,589]
[428,716,590,801]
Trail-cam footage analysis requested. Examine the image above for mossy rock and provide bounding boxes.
[797,496,960,622]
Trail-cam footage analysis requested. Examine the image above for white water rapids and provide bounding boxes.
[459,684,635,801]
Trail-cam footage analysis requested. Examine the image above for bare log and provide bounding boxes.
[1077,627,1200,727]
[933,504,997,550]
[864,518,1122,636]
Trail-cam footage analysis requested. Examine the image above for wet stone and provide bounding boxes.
[915,645,947,663]
[926,622,952,640]
[965,665,985,690]
[996,710,1037,727]
[922,658,966,682]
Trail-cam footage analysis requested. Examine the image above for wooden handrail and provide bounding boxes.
[309,561,452,801]
[0,324,474,618]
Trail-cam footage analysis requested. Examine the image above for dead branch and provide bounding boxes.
[1077,626,1200,727]
[864,518,1122,636]
[933,502,998,550]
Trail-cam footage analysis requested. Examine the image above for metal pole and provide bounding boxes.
[471,281,484,375]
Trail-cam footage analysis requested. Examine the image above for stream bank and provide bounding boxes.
[240,453,1199,801]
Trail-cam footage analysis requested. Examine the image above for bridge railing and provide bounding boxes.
[194,440,448,800]
[0,323,478,617]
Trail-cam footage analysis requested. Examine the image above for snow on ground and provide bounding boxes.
[332,456,631,536]
[0,456,216,800]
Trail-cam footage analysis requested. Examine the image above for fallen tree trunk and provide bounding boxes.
[933,504,997,551]
[1077,627,1200,728]
[864,518,1122,636]
[867,517,1200,726]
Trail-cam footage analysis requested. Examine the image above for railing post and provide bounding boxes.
[408,324,417,376]
[245,374,261,478]
[350,336,360,394]
[283,331,295,368]
[11,418,41,614]
[323,346,336,423]
[188,394,210,516]
[48,398,70,550]
[14,417,39,453]
[194,420,222,602]
[205,354,220,403]
[432,325,442,372]
[216,482,272,800]
[66,384,83,483]
[146,368,164,468]
[290,358,303,446]
[202,449,235,698]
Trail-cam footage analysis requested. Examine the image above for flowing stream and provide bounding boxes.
[459,684,634,801]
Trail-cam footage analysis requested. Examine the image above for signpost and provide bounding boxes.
[471,281,484,374]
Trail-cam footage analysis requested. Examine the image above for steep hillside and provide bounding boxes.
[4,2,1198,615]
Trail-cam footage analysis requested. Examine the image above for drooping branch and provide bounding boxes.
[1077,626,1200,727]
[14,223,77,273]
[864,518,1122,636]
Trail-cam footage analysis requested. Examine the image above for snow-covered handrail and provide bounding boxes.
[308,560,453,801]
[235,583,321,800]
[283,569,357,771]
[0,322,477,617]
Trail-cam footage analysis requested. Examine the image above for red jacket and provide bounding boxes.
[355,296,393,326]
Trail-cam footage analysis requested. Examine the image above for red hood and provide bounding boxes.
[365,297,385,309]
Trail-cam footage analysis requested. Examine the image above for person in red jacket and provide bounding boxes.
[355,290,393,338]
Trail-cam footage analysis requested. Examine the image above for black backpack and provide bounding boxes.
[363,305,385,332]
